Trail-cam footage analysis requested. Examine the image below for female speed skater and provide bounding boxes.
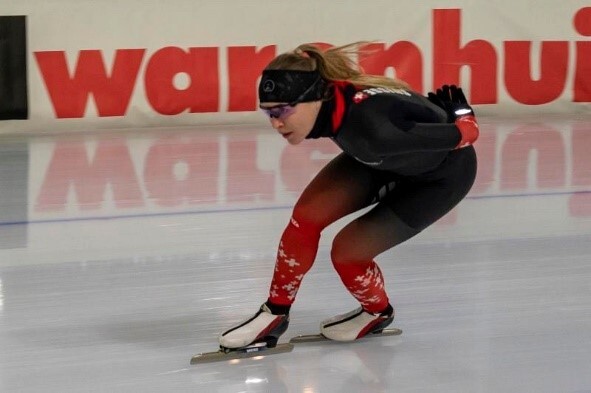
[218,42,479,349]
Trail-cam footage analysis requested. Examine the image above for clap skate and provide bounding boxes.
[190,304,292,364]
[290,305,401,344]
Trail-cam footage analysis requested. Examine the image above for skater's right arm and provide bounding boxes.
[345,87,479,155]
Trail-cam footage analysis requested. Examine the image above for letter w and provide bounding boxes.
[35,49,145,118]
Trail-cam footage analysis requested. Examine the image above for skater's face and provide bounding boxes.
[260,101,322,145]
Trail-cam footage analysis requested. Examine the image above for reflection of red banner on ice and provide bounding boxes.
[32,121,591,220]
[35,134,280,211]
[570,123,591,217]
[33,8,591,119]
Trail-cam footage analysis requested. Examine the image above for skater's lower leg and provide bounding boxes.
[332,259,391,313]
[321,206,419,340]
[267,214,322,307]
[322,255,395,340]
[331,205,419,310]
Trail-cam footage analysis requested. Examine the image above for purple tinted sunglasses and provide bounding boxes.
[260,104,297,120]
[260,76,322,120]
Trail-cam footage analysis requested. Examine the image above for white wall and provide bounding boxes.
[1,0,590,134]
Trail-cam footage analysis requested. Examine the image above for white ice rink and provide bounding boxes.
[1,116,590,393]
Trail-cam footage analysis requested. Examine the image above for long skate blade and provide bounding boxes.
[190,343,294,365]
[289,328,402,344]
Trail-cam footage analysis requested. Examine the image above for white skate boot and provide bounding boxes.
[219,304,289,349]
[320,305,394,342]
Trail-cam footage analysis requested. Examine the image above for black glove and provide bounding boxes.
[427,84,474,123]
[427,84,479,148]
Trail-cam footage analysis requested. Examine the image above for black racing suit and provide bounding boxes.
[306,82,477,231]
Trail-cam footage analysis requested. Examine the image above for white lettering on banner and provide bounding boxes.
[30,7,591,120]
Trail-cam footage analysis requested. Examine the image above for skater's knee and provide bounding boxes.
[282,209,324,247]
[290,203,326,234]
[331,227,369,266]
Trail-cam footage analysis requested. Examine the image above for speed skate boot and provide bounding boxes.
[219,303,289,350]
[320,304,394,341]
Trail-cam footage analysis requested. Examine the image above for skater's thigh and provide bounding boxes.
[294,153,377,226]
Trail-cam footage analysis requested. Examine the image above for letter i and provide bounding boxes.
[574,7,591,102]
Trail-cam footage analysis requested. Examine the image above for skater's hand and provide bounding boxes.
[427,85,479,149]
[427,85,474,122]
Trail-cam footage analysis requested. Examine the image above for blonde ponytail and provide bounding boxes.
[266,42,410,90]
